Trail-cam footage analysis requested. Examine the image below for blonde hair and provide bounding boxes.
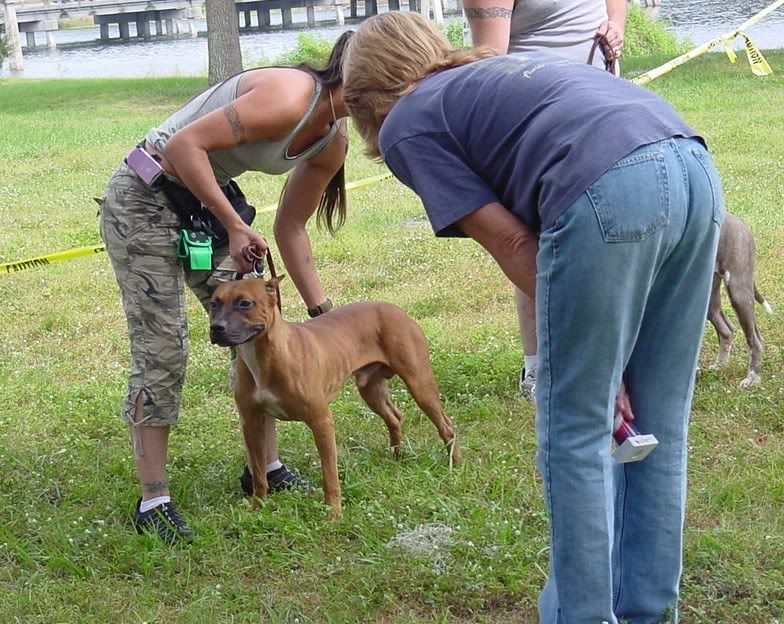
[343,12,496,158]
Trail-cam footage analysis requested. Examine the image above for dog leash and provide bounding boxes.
[265,249,282,314]
[587,34,618,75]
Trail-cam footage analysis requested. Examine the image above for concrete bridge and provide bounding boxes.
[1,0,202,51]
[1,0,395,70]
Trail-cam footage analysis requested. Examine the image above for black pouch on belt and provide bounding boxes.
[161,179,256,246]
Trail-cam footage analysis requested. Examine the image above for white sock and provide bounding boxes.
[139,495,170,513]
[524,355,538,375]
[266,459,283,473]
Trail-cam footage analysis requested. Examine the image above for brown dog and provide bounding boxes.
[209,276,460,519]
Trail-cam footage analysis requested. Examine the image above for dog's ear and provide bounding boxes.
[265,275,286,293]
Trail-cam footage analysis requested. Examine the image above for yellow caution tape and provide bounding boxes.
[722,39,738,64]
[632,0,783,85]
[1,244,106,275]
[0,172,394,276]
[740,31,773,76]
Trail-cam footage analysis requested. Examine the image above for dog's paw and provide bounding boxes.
[739,372,761,389]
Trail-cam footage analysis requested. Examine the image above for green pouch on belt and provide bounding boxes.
[177,230,213,270]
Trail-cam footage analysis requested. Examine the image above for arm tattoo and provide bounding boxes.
[223,103,247,145]
[465,6,513,18]
[142,480,169,496]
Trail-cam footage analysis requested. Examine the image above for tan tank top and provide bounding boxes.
[146,71,338,185]
[508,0,609,66]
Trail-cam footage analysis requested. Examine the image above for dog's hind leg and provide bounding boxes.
[390,338,461,465]
[402,372,461,465]
[707,272,734,370]
[725,277,764,388]
[356,367,404,456]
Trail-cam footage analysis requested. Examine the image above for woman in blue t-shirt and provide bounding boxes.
[344,12,722,624]
[464,0,628,399]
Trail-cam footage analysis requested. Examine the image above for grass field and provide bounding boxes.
[1,52,783,623]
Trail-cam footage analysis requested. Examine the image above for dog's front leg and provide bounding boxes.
[307,409,342,521]
[240,412,269,510]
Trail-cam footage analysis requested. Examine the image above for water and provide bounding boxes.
[660,0,784,49]
[3,0,784,78]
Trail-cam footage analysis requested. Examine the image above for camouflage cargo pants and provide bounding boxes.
[99,163,230,426]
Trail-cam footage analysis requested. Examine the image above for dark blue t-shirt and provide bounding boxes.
[379,54,702,237]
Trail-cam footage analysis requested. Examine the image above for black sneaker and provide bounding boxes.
[239,464,312,496]
[132,498,193,543]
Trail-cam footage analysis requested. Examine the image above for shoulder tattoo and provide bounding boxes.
[223,103,247,145]
[465,6,513,18]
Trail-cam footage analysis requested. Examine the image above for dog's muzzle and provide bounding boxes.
[209,321,266,346]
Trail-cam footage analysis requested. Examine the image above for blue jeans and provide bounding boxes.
[535,138,723,624]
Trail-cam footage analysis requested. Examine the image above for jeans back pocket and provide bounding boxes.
[587,151,670,243]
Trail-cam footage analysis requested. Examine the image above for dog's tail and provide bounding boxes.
[755,284,774,315]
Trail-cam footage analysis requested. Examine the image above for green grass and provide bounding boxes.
[1,52,783,623]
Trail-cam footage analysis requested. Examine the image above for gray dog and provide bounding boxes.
[707,213,773,387]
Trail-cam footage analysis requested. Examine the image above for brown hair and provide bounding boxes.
[343,12,496,158]
[286,30,354,234]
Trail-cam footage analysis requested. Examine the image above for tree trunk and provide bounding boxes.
[1,0,25,72]
[206,0,243,85]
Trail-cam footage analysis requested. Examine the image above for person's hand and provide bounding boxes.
[596,19,625,60]
[615,381,634,423]
[229,222,268,274]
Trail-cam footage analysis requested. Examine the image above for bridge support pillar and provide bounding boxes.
[349,0,356,18]
[335,2,344,24]
[388,0,399,9]
[242,10,251,27]
[178,19,196,37]
[165,18,175,34]
[25,31,36,49]
[364,0,377,16]
[258,8,270,27]
[155,17,163,35]
[136,18,150,39]
[46,30,56,49]
[306,5,315,26]
[119,20,130,40]
[99,22,110,40]
[281,7,292,26]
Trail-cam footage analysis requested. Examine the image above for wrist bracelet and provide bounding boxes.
[307,298,333,318]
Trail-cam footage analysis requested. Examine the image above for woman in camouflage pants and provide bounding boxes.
[100,32,353,541]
